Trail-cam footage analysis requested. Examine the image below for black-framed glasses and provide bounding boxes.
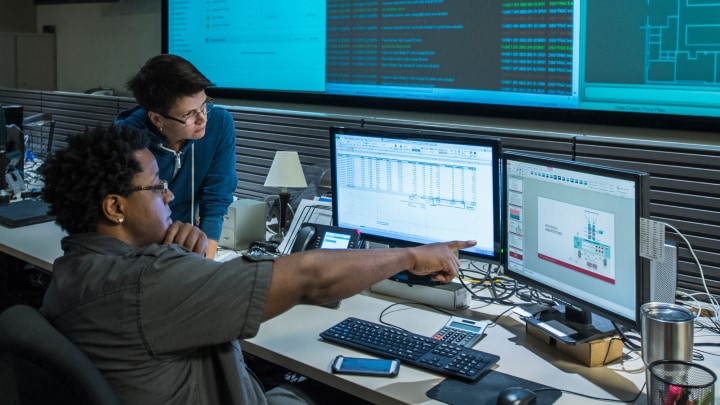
[129,180,169,195]
[158,97,213,125]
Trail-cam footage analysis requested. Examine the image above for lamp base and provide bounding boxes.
[269,234,284,243]
[269,191,292,243]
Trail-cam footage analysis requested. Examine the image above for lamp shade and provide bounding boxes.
[264,151,308,188]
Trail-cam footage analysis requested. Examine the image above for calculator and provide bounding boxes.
[431,316,489,348]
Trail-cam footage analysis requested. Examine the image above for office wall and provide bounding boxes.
[0,0,36,33]
[35,0,161,94]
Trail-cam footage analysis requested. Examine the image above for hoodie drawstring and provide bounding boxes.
[159,142,195,226]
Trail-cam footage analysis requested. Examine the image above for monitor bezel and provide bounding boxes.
[330,126,503,264]
[502,150,650,331]
[0,106,6,149]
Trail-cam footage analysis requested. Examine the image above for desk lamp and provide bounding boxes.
[264,151,307,241]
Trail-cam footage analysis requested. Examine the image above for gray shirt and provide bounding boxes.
[41,233,274,404]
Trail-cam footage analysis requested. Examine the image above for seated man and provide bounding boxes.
[38,124,475,405]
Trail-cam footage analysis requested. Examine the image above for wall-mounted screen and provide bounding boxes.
[35,0,119,4]
[162,1,720,130]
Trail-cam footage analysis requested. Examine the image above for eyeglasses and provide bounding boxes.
[129,180,169,195]
[159,97,213,125]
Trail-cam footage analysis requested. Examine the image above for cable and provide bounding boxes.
[663,222,720,317]
[457,261,517,305]
[612,322,642,352]
[678,291,720,325]
[601,337,624,366]
[532,382,646,404]
[695,317,720,335]
[515,287,557,307]
[377,301,453,333]
[486,305,515,328]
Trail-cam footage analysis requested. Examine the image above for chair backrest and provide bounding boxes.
[0,304,121,405]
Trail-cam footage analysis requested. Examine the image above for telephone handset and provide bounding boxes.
[292,225,318,253]
[290,223,361,253]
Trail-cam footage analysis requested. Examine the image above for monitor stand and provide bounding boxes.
[525,304,616,345]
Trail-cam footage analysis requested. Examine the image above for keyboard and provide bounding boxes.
[319,317,500,382]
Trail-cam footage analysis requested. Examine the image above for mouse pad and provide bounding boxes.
[426,370,562,405]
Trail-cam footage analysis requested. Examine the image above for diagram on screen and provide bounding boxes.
[644,0,720,84]
[537,197,616,284]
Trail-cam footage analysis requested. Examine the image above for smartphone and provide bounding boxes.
[331,355,400,377]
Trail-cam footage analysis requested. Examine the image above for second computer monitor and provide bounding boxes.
[330,126,502,263]
[503,151,650,341]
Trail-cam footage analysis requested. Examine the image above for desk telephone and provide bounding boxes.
[290,223,362,253]
[290,224,440,286]
[290,223,361,309]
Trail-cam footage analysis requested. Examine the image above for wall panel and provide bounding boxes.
[575,135,720,296]
[230,109,362,199]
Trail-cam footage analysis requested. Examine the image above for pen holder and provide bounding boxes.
[647,360,716,405]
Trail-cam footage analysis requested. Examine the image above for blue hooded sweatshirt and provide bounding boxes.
[115,103,237,241]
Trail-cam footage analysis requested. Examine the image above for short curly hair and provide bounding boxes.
[39,125,149,234]
[127,54,213,114]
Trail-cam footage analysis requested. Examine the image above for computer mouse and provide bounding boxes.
[496,386,537,405]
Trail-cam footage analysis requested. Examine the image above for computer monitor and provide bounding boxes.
[0,106,6,148]
[1,105,24,164]
[503,151,650,343]
[0,108,7,191]
[330,126,502,264]
[0,108,25,193]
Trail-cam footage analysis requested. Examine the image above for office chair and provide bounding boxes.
[0,304,121,405]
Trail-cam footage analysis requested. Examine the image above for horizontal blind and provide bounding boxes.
[575,135,720,296]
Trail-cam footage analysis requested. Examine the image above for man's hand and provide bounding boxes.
[407,240,477,283]
[163,221,208,256]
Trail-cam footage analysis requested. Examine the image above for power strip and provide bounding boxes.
[369,278,470,310]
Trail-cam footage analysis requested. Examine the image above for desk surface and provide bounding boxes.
[244,292,720,405]
[244,293,638,405]
[0,219,64,271]
[3,222,718,404]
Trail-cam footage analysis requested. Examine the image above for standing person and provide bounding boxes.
[116,54,237,259]
[38,124,474,405]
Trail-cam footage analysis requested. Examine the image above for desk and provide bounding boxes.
[2,223,718,404]
[244,292,720,405]
[0,220,63,308]
[0,220,64,271]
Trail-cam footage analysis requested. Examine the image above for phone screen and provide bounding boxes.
[332,356,399,376]
[320,231,352,249]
